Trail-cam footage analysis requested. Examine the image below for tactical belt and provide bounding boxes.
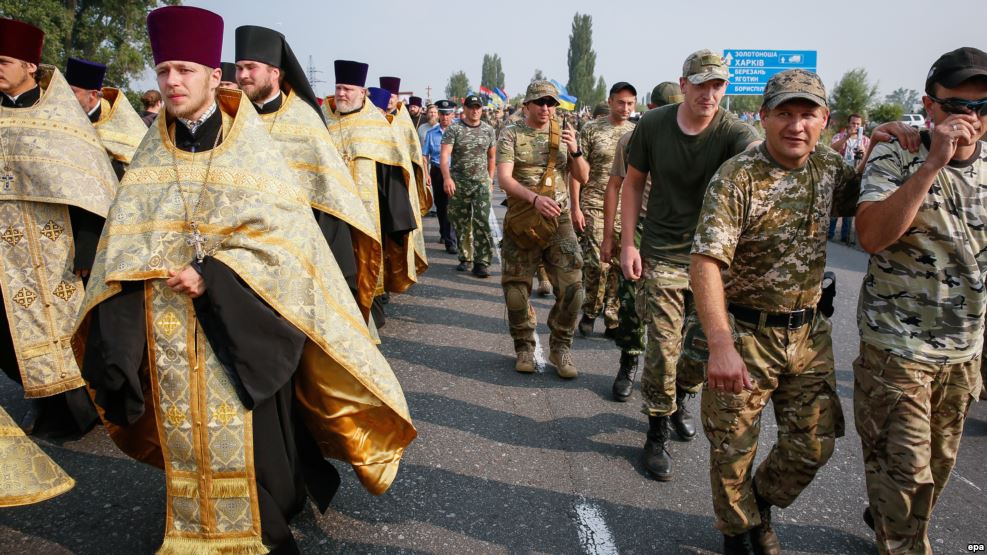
[728,304,815,329]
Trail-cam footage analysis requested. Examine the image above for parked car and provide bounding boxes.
[901,114,926,128]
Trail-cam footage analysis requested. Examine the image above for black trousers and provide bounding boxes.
[429,166,456,247]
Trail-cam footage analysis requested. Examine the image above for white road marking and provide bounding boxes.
[488,201,502,265]
[574,500,619,555]
[952,470,982,492]
[532,332,547,373]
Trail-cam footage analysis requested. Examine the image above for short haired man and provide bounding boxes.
[441,94,496,277]
[418,103,438,149]
[601,81,682,402]
[620,50,761,481]
[828,113,870,244]
[423,99,458,253]
[690,69,911,555]
[571,82,637,340]
[853,46,987,555]
[139,89,162,127]
[497,81,589,378]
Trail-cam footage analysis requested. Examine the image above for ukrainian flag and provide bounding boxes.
[550,79,577,111]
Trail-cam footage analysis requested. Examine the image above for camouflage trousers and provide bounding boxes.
[611,223,645,355]
[703,314,845,536]
[636,257,705,416]
[448,179,493,266]
[578,205,619,328]
[853,341,981,555]
[501,214,584,353]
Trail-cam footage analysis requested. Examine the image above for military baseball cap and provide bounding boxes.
[435,99,456,113]
[650,82,684,106]
[609,81,636,96]
[762,69,827,110]
[463,94,483,108]
[682,49,730,84]
[925,47,987,94]
[523,80,560,104]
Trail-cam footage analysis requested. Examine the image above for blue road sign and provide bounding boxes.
[722,50,817,95]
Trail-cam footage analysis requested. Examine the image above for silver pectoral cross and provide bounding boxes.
[185,221,207,263]
[0,168,13,190]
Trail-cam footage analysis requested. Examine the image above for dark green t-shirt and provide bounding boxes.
[627,105,759,264]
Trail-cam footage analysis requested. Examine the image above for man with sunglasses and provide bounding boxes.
[854,46,987,555]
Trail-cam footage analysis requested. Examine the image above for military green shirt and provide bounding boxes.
[628,105,759,265]
[442,120,496,183]
[692,143,859,313]
[579,117,635,207]
[497,119,569,208]
[857,137,987,364]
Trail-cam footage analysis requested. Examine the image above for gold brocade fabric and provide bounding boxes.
[0,67,117,398]
[0,405,75,508]
[324,97,427,294]
[94,87,148,165]
[76,87,415,515]
[391,102,433,215]
[259,89,381,319]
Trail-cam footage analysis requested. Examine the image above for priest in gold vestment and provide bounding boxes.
[379,76,433,219]
[77,7,415,554]
[0,18,115,439]
[325,61,427,326]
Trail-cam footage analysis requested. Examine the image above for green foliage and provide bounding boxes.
[829,68,878,128]
[590,75,606,107]
[885,87,920,113]
[869,102,904,124]
[565,13,600,110]
[481,53,505,90]
[723,95,761,114]
[445,70,470,101]
[0,0,180,90]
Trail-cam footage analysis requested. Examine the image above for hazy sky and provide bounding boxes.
[176,0,982,103]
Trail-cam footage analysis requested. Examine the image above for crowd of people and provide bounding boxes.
[0,5,984,555]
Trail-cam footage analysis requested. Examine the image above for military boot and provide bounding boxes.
[723,532,756,555]
[515,350,535,374]
[577,314,595,337]
[611,352,638,402]
[669,387,697,440]
[751,487,781,555]
[642,416,671,481]
[549,350,578,379]
[537,279,553,297]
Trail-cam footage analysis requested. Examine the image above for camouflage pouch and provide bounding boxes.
[504,119,560,250]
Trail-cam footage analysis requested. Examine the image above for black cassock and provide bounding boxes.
[81,111,339,554]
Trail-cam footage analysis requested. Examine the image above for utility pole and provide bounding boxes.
[306,55,324,96]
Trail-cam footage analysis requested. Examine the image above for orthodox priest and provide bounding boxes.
[234,25,381,320]
[380,75,432,218]
[325,61,427,326]
[0,18,115,438]
[65,57,147,180]
[76,7,416,554]
[219,61,238,89]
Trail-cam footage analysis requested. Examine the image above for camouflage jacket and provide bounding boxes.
[692,143,859,313]
[857,137,987,363]
[441,120,496,184]
[496,120,569,208]
[579,117,635,207]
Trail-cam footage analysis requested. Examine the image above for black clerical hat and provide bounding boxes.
[220,62,237,83]
[65,57,107,91]
[408,96,422,108]
[379,76,400,96]
[335,60,368,88]
[235,25,324,123]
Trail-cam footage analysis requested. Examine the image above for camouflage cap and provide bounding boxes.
[682,49,730,84]
[523,80,560,104]
[592,102,610,117]
[650,81,684,106]
[762,69,827,110]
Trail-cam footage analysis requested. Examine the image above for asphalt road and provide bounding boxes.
[1,194,986,554]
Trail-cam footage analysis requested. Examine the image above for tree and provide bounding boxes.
[445,70,470,101]
[531,68,545,83]
[885,87,920,113]
[0,0,181,90]
[566,13,601,110]
[481,53,505,90]
[590,76,607,107]
[870,103,904,124]
[829,68,878,128]
[723,95,761,114]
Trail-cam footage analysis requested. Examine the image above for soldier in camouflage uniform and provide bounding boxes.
[601,82,683,402]
[571,82,637,338]
[852,47,987,555]
[441,94,496,277]
[497,81,589,378]
[688,69,907,555]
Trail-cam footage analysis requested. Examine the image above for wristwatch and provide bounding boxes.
[571,150,584,158]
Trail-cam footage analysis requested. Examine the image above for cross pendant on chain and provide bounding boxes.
[0,169,14,190]
[185,221,207,263]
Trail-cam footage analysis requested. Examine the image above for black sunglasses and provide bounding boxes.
[928,94,987,117]
[530,98,559,107]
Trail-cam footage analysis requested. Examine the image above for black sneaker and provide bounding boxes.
[445,244,459,255]
[456,261,469,272]
[472,263,490,278]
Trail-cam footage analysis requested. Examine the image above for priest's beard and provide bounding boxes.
[337,93,365,114]
[243,80,276,104]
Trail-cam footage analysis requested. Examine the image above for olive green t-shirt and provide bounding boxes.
[627,105,759,265]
